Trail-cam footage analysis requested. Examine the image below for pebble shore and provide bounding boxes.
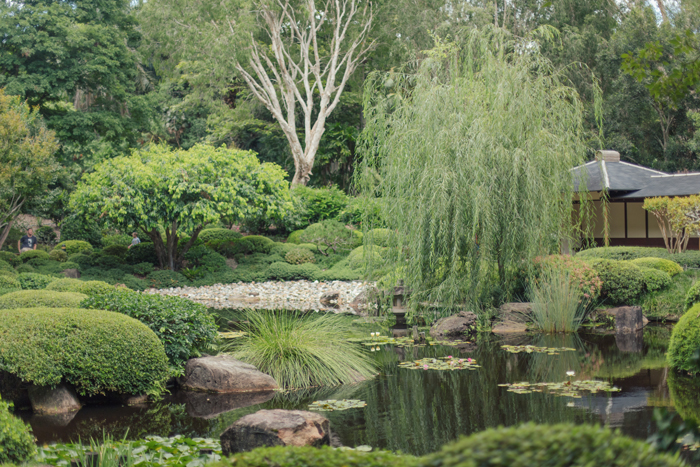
[145,280,374,313]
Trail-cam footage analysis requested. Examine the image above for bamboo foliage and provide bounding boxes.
[358,28,591,313]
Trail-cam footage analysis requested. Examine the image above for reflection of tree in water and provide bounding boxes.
[669,372,700,425]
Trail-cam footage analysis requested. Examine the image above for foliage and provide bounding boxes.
[685,282,700,311]
[103,234,133,247]
[639,267,673,294]
[265,262,320,281]
[0,307,169,396]
[198,228,242,243]
[82,289,216,371]
[103,245,128,259]
[577,247,700,268]
[421,422,682,467]
[364,229,394,248]
[36,226,57,247]
[17,273,56,290]
[134,262,155,276]
[126,243,158,265]
[54,240,94,255]
[630,257,684,277]
[0,275,20,290]
[13,264,32,274]
[299,221,358,256]
[282,185,350,232]
[643,196,700,254]
[533,255,602,301]
[19,249,49,262]
[48,249,67,262]
[45,278,114,296]
[585,259,646,305]
[148,270,188,289]
[285,248,316,265]
[70,144,291,270]
[0,397,35,465]
[668,304,700,373]
[529,269,589,333]
[286,230,305,244]
[635,270,700,319]
[0,290,87,309]
[210,446,415,467]
[0,252,18,267]
[234,236,275,256]
[226,310,376,388]
[59,215,103,248]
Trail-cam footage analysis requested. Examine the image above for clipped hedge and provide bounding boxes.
[148,270,188,289]
[19,250,49,263]
[102,234,132,247]
[13,264,33,274]
[46,279,114,296]
[685,281,700,311]
[212,446,416,467]
[0,261,14,275]
[286,230,305,244]
[48,249,67,262]
[266,262,320,281]
[0,290,87,309]
[0,252,19,267]
[235,236,274,255]
[585,259,645,305]
[198,228,242,243]
[53,240,93,255]
[125,242,158,265]
[17,273,56,290]
[638,267,672,294]
[0,308,169,396]
[668,303,700,373]
[81,289,217,369]
[133,262,154,275]
[60,261,79,271]
[102,245,128,258]
[0,398,35,464]
[629,257,683,277]
[578,246,700,268]
[285,248,316,265]
[421,422,682,467]
[68,253,93,267]
[0,276,20,290]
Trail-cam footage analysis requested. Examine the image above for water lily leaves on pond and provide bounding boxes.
[218,331,246,339]
[398,357,480,371]
[501,345,576,355]
[498,380,621,398]
[308,399,367,411]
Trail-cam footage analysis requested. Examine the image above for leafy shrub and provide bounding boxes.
[148,270,188,289]
[68,253,93,267]
[685,282,700,311]
[0,290,87,309]
[46,279,114,296]
[92,255,123,269]
[639,267,673,294]
[19,250,49,262]
[0,288,20,296]
[48,249,67,262]
[0,260,14,275]
[300,221,357,256]
[286,230,304,244]
[183,246,228,272]
[292,185,350,224]
[14,264,33,274]
[0,308,169,396]
[629,257,683,277]
[337,196,387,227]
[585,259,645,305]
[53,240,93,255]
[577,246,700,268]
[60,261,79,271]
[59,214,102,248]
[36,226,57,247]
[668,303,700,373]
[134,262,154,276]
[636,271,700,319]
[227,310,375,388]
[17,273,56,290]
[314,267,361,281]
[234,236,274,255]
[347,245,388,271]
[364,228,395,248]
[116,275,150,291]
[0,252,19,267]
[102,245,128,258]
[265,262,320,281]
[0,276,20,290]
[211,446,415,467]
[0,397,35,464]
[82,289,218,370]
[26,257,50,268]
[102,234,132,247]
[205,239,238,258]
[533,255,602,301]
[421,422,681,467]
[125,242,158,265]
[198,228,242,243]
[285,248,316,265]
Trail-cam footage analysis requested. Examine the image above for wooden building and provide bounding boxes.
[572,150,700,249]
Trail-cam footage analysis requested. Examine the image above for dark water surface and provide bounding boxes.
[20,325,700,456]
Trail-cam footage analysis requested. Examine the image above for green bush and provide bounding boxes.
[300,221,357,256]
[148,270,188,289]
[585,259,645,305]
[59,214,103,248]
[0,308,169,396]
[285,248,316,265]
[46,279,114,296]
[668,372,700,425]
[68,253,93,266]
[668,303,700,373]
[347,245,388,271]
[198,228,242,243]
[635,270,700,319]
[13,264,33,274]
[48,249,67,262]
[421,422,682,467]
[102,245,128,258]
[102,234,132,247]
[685,281,700,311]
[0,260,14,275]
[211,446,415,467]
[36,226,57,247]
[0,252,19,267]
[134,262,154,275]
[286,230,304,244]
[629,257,683,277]
[53,240,94,255]
[0,276,21,290]
[314,267,361,281]
[92,255,124,269]
[0,397,35,464]
[234,236,274,255]
[638,267,672,294]
[0,288,20,297]
[125,242,158,265]
[0,290,87,309]
[17,273,56,290]
[364,228,395,247]
[60,261,79,271]
[26,257,50,268]
[19,250,49,262]
[265,262,320,281]
[577,246,700,268]
[82,289,217,370]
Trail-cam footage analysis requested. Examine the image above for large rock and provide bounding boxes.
[28,384,82,414]
[179,356,278,393]
[62,268,80,279]
[430,311,477,339]
[607,306,644,333]
[349,287,380,315]
[319,292,341,309]
[498,302,534,316]
[492,302,533,334]
[220,409,330,455]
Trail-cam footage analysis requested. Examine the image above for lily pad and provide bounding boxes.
[308,399,367,411]
[501,345,576,354]
[398,356,480,371]
[498,380,620,398]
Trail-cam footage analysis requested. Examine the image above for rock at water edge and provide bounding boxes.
[179,355,278,393]
[607,306,644,333]
[430,311,477,339]
[28,384,82,414]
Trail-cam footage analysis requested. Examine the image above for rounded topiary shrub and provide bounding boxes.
[46,278,114,296]
[638,267,672,294]
[0,290,87,309]
[67,253,93,266]
[585,259,645,305]
[265,262,320,281]
[348,245,388,271]
[198,228,242,243]
[48,249,67,262]
[19,250,50,263]
[60,261,79,271]
[148,270,188,289]
[285,248,316,265]
[629,257,683,277]
[17,273,56,290]
[685,281,700,311]
[668,303,700,373]
[210,446,416,467]
[0,397,36,464]
[0,252,20,267]
[286,230,305,244]
[0,260,15,275]
[235,235,274,255]
[102,245,128,259]
[0,308,169,396]
[125,242,158,265]
[420,423,682,467]
[133,262,154,276]
[102,234,132,247]
[0,276,20,290]
[53,240,93,255]
[14,264,33,274]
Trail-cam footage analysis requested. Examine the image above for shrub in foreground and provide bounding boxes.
[0,290,87,309]
[45,278,114,296]
[629,257,683,277]
[685,281,700,311]
[0,252,19,267]
[421,422,682,467]
[234,236,275,255]
[0,397,35,464]
[285,247,316,265]
[227,310,376,388]
[125,242,158,265]
[48,249,67,262]
[0,308,169,396]
[265,262,320,281]
[585,259,645,305]
[81,289,217,370]
[17,273,56,290]
[668,303,700,373]
[212,446,416,467]
[53,240,93,255]
[638,267,672,294]
[0,276,20,290]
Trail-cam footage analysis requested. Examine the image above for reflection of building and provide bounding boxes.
[572,150,700,248]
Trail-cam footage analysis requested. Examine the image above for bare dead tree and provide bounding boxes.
[236,0,374,186]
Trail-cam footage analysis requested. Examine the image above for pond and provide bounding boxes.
[19,325,698,456]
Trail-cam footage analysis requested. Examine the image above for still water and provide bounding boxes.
[20,326,700,456]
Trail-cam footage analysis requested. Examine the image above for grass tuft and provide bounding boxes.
[529,269,589,333]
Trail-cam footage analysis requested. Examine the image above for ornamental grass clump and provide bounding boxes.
[529,269,589,333]
[226,310,376,389]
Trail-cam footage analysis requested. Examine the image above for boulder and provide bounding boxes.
[349,287,380,315]
[28,384,81,414]
[498,302,534,316]
[429,311,477,339]
[62,268,80,279]
[179,355,278,393]
[492,320,528,334]
[319,292,341,309]
[607,306,644,333]
[220,409,330,455]
[492,302,532,334]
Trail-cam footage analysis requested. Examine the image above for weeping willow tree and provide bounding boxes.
[358,28,593,314]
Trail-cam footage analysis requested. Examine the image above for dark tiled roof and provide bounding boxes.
[617,173,700,198]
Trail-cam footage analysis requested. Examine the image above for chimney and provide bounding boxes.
[595,150,620,162]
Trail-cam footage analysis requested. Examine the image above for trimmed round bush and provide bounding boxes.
[0,260,15,275]
[133,262,154,276]
[68,253,93,266]
[48,249,67,262]
[102,234,132,247]
[421,422,682,467]
[148,270,188,288]
[269,242,296,257]
[102,245,128,258]
[53,240,93,255]
[668,303,700,373]
[0,397,35,464]
[210,446,416,467]
[266,262,320,281]
[125,242,158,265]
[577,246,700,268]
[0,290,87,309]
[629,257,683,277]
[19,250,49,263]
[0,252,20,267]
[638,267,672,293]
[46,278,114,296]
[17,273,56,290]
[685,281,700,311]
[348,245,388,271]
[285,248,316,265]
[235,235,274,255]
[364,228,394,247]
[0,308,169,396]
[198,228,242,243]
[60,261,79,271]
[0,276,20,290]
[585,259,645,305]
[14,264,33,274]
[286,230,305,244]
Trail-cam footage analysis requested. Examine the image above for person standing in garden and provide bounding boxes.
[128,232,141,249]
[17,228,37,253]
